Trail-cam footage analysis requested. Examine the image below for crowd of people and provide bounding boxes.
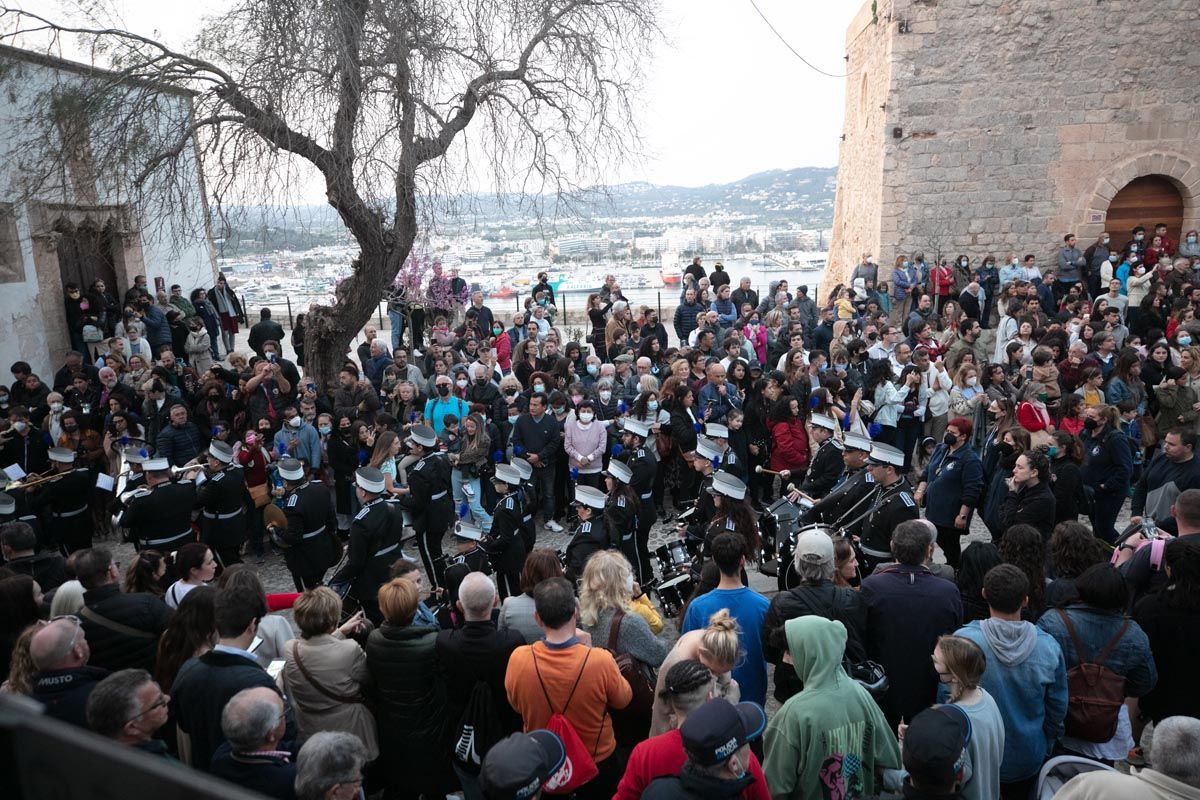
[3,234,1200,799]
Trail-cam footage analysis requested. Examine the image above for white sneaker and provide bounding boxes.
[545,519,564,532]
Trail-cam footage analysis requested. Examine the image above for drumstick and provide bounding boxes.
[755,465,788,476]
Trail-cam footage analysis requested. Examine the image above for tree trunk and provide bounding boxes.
[304,237,412,393]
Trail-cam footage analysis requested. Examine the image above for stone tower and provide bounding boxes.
[826,0,1200,288]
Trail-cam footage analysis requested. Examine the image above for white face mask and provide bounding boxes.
[289,416,302,428]
[599,390,612,402]
[50,402,63,412]
[966,377,978,387]
[456,378,468,388]
[578,412,594,424]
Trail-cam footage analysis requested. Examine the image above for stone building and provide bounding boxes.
[0,44,216,379]
[827,0,1200,287]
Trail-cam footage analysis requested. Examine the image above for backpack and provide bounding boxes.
[1109,535,1169,572]
[532,647,599,794]
[450,680,507,776]
[1055,608,1130,743]
[603,609,656,747]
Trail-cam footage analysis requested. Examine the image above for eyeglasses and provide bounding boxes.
[48,614,83,650]
[124,691,169,724]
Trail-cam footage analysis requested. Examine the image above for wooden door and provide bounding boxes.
[54,218,119,292]
[1106,175,1184,243]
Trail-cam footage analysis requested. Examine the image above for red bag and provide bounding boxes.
[533,648,599,794]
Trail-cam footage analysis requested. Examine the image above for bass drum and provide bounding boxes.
[778,523,837,592]
[653,573,696,618]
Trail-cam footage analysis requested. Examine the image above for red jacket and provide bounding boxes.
[614,729,770,800]
[493,332,512,373]
[931,265,955,297]
[1017,400,1052,432]
[770,418,809,473]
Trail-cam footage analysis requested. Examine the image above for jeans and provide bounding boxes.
[530,466,555,523]
[387,309,405,350]
[452,468,493,532]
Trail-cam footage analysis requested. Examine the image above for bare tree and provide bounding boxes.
[1,0,660,387]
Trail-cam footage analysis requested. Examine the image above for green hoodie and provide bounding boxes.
[763,616,901,799]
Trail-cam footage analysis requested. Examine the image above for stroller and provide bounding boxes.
[1034,755,1114,799]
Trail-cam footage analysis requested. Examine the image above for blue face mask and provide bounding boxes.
[1180,336,1193,346]
[586,364,598,376]
[507,415,519,424]
[1047,446,1057,457]
[647,400,659,412]
[902,261,910,268]
[818,363,828,373]
[318,425,332,436]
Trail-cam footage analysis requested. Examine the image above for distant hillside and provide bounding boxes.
[217,166,838,233]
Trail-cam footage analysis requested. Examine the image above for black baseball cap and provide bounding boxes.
[679,698,766,767]
[480,730,565,800]
[903,706,971,787]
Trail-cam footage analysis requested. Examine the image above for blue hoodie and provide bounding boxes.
[951,619,1067,783]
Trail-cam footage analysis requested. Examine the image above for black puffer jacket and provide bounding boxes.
[366,622,452,795]
[760,578,868,703]
[30,665,109,728]
[79,583,171,673]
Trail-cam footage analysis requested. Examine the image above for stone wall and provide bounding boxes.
[827,0,1200,290]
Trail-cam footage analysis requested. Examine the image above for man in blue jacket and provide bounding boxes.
[952,565,1067,800]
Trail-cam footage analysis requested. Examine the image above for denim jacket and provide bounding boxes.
[1035,605,1157,697]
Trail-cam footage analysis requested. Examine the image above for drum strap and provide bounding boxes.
[834,481,909,533]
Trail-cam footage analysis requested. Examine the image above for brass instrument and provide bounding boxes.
[171,463,208,477]
[4,471,70,492]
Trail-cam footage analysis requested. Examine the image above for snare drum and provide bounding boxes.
[653,573,695,618]
[778,523,836,592]
[654,540,691,579]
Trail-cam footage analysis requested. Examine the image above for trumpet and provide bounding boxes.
[172,463,207,475]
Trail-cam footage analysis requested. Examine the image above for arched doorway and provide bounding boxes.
[1106,175,1184,243]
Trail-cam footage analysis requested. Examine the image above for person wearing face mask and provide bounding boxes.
[464,363,500,418]
[1080,404,1133,543]
[273,406,322,470]
[564,399,606,490]
[914,418,983,569]
[424,376,470,435]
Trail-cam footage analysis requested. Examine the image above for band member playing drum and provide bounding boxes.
[704,472,759,565]
[801,432,874,526]
[679,436,722,550]
[196,441,251,569]
[330,466,401,625]
[857,443,920,572]
[602,458,642,579]
[270,457,337,591]
[799,414,844,499]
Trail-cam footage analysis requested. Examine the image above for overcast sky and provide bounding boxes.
[22,0,860,190]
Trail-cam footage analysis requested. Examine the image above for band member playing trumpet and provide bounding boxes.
[270,457,337,591]
[485,462,527,600]
[32,447,95,554]
[196,440,251,568]
[118,456,197,554]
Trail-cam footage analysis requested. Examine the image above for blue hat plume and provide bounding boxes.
[513,444,524,456]
[458,502,470,519]
[570,467,579,482]
[492,450,504,463]
[868,423,882,439]
[611,443,624,458]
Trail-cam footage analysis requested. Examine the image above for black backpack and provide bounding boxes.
[451,680,506,775]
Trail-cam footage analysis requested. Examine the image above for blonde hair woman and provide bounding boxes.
[930,635,1004,800]
[649,608,741,735]
[578,551,666,672]
[283,588,378,759]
